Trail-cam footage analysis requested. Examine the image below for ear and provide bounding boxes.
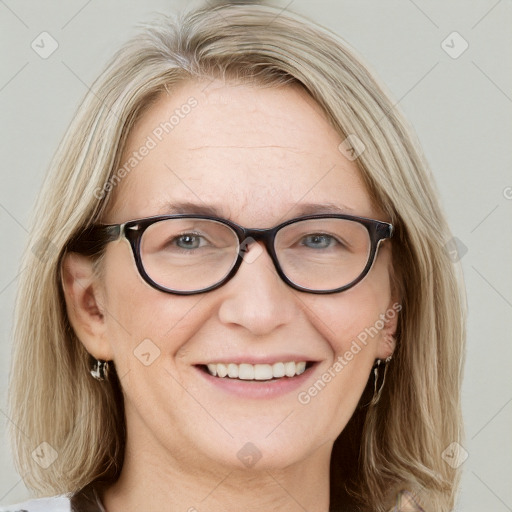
[61,252,114,361]
[375,297,401,360]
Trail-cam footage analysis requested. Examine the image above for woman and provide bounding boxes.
[4,1,466,511]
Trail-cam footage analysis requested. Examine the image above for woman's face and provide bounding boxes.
[67,79,397,473]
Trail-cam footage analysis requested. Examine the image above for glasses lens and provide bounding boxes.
[138,217,373,293]
[140,219,239,292]
[275,218,371,291]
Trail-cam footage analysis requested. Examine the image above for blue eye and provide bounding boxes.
[301,234,336,249]
[177,235,201,249]
[174,234,204,250]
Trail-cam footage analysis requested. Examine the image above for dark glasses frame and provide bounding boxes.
[67,213,393,295]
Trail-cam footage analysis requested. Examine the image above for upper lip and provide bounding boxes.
[194,354,320,365]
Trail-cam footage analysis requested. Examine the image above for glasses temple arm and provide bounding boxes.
[66,224,122,255]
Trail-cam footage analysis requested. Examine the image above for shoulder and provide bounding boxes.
[0,495,71,512]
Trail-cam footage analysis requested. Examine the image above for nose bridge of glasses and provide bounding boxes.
[236,226,277,258]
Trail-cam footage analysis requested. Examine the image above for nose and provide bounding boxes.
[217,241,298,336]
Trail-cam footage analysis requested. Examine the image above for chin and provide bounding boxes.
[193,426,329,473]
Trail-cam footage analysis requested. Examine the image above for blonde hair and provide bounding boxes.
[9,2,466,511]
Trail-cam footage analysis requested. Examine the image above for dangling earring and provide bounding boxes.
[90,359,110,381]
[370,355,392,406]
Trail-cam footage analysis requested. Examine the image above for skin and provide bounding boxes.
[62,79,398,512]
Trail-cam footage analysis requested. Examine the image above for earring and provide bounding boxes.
[90,359,110,381]
[370,355,392,406]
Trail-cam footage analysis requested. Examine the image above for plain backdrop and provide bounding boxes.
[1,1,511,510]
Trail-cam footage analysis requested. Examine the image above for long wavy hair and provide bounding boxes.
[9,2,466,511]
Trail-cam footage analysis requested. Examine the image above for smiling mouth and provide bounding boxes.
[197,361,315,381]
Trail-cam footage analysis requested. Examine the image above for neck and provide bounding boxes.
[101,431,332,512]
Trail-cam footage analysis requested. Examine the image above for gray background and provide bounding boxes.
[1,0,511,509]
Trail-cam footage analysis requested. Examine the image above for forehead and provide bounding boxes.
[106,79,375,225]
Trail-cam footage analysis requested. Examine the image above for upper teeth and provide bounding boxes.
[206,361,307,380]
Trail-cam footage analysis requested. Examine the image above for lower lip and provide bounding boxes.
[194,364,318,399]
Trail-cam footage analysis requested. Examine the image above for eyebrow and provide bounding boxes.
[157,201,355,219]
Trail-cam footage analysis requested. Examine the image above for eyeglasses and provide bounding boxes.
[68,214,393,295]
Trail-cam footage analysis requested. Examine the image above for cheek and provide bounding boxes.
[305,250,393,360]
[99,243,206,366]
[295,259,393,427]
